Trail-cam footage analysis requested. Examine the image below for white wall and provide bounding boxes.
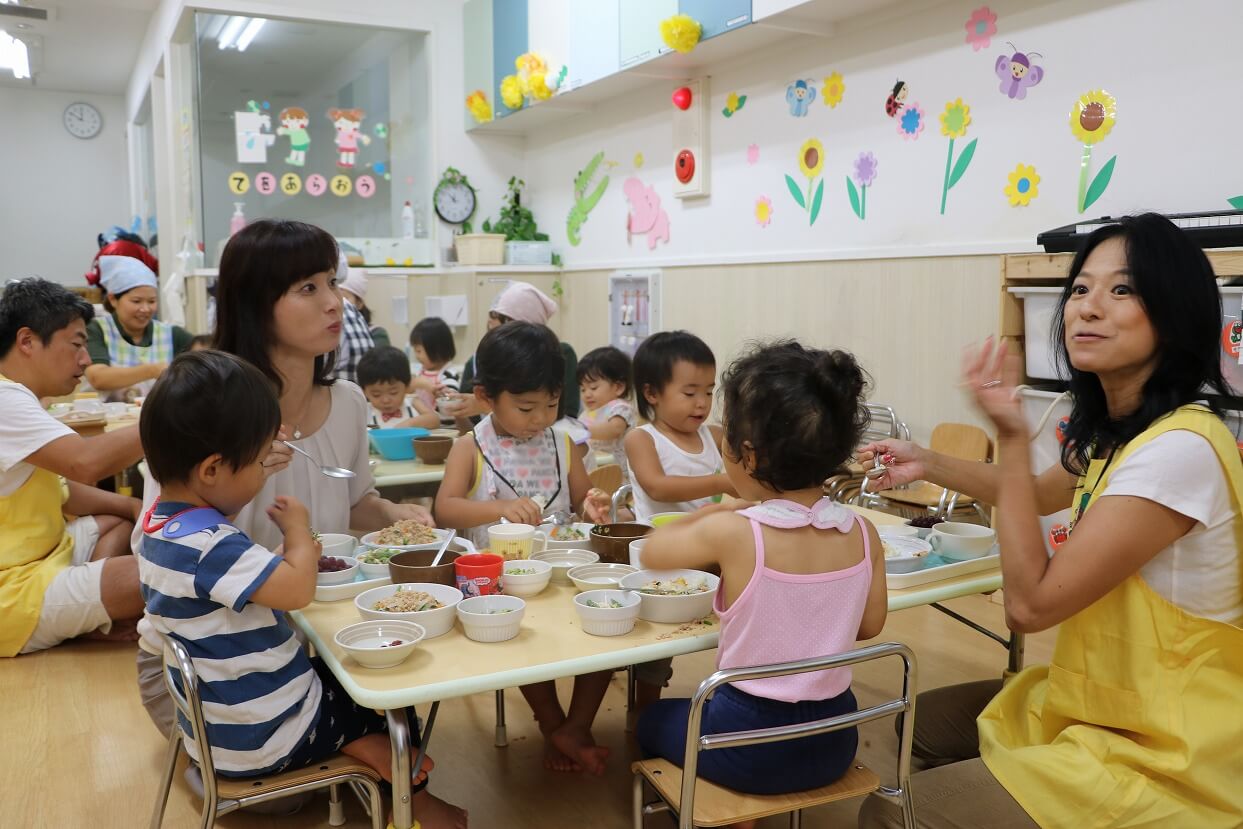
[0,88,130,285]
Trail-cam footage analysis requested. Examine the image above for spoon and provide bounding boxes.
[282,441,356,478]
[863,453,890,481]
[429,529,458,566]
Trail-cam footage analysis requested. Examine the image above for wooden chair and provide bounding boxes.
[588,463,625,496]
[632,642,917,829]
[149,637,385,829]
[856,422,992,524]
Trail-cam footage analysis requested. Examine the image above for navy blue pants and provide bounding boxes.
[636,683,859,796]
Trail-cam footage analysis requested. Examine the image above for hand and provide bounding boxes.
[962,337,1027,439]
[262,428,294,479]
[148,361,169,380]
[441,392,487,419]
[267,495,312,536]
[498,498,544,526]
[388,502,436,528]
[410,375,438,394]
[856,439,926,491]
[582,488,611,524]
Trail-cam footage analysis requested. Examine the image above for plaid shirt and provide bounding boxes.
[334,300,374,384]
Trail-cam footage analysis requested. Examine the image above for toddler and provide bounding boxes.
[636,341,887,821]
[576,346,635,483]
[357,345,439,430]
[409,317,461,422]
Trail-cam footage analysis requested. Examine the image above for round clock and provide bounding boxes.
[63,102,103,140]
[433,167,477,225]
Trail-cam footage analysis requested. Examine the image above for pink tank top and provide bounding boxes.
[715,498,873,703]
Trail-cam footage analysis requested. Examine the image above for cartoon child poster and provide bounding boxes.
[328,108,371,168]
[276,107,311,166]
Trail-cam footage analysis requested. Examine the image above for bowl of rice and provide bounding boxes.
[354,582,462,637]
[360,520,451,552]
[618,569,719,624]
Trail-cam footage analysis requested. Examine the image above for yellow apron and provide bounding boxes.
[0,465,74,656]
[979,405,1243,828]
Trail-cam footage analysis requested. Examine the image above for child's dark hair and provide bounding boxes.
[188,334,213,349]
[357,345,411,389]
[632,331,715,420]
[721,341,870,491]
[140,350,281,485]
[410,317,456,366]
[576,346,632,398]
[474,321,564,399]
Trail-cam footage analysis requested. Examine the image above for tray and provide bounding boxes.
[886,549,1000,589]
[315,573,392,602]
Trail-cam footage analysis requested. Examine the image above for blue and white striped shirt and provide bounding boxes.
[138,502,321,776]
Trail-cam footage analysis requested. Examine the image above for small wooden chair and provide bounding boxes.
[589,463,625,496]
[857,422,992,524]
[632,642,917,829]
[149,636,386,829]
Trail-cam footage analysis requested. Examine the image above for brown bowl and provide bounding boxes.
[589,523,651,565]
[413,436,453,465]
[388,543,467,587]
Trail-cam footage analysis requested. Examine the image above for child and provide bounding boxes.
[276,106,311,167]
[435,322,613,775]
[357,345,439,430]
[636,341,887,816]
[135,351,460,827]
[409,317,461,419]
[576,346,635,482]
[188,334,213,351]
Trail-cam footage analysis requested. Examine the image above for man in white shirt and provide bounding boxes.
[0,278,146,656]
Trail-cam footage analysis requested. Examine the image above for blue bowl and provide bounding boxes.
[368,427,430,460]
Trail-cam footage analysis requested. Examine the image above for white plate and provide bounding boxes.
[314,573,391,602]
[359,527,452,552]
[886,550,1000,589]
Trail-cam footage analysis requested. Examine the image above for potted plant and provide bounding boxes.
[483,177,554,265]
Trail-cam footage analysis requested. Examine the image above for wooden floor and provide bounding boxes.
[2,594,1054,828]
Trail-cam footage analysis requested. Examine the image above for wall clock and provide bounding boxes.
[64,102,103,140]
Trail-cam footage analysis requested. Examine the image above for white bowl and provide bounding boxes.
[456,595,526,642]
[360,527,453,552]
[881,536,932,574]
[573,589,641,636]
[629,538,647,567]
[531,549,599,585]
[619,569,719,624]
[354,582,462,638]
[539,522,596,550]
[568,563,639,593]
[356,548,403,579]
[333,620,426,668]
[878,525,919,538]
[317,533,357,558]
[929,522,997,561]
[501,560,553,597]
[316,555,359,586]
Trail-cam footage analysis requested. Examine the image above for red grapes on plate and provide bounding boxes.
[318,556,351,572]
[907,516,944,529]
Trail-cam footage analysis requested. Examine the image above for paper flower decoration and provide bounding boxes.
[634,152,644,169]
[660,14,702,54]
[528,72,555,101]
[897,102,925,140]
[937,98,979,214]
[786,139,826,226]
[1070,89,1119,212]
[722,91,747,118]
[853,152,878,187]
[799,138,824,179]
[1004,163,1040,206]
[466,91,492,124]
[847,152,878,220]
[746,144,760,165]
[516,52,547,76]
[755,196,773,227]
[822,72,845,108]
[965,6,998,51]
[500,75,524,111]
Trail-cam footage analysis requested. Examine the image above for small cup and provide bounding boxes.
[928,522,996,560]
[455,553,505,598]
[487,523,549,561]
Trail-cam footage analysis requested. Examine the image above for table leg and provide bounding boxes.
[387,708,415,829]
[626,665,638,732]
[494,689,508,747]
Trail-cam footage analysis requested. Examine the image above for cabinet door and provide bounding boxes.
[567,0,619,91]
[493,0,530,117]
[619,0,678,68]
[679,0,750,40]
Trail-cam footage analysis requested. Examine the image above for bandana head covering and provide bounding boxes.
[98,255,158,296]
[492,281,557,325]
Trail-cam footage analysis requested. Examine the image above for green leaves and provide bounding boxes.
[847,176,861,219]
[1083,155,1117,212]
[1230,196,1243,210]
[786,174,806,208]
[947,138,978,190]
[809,178,825,225]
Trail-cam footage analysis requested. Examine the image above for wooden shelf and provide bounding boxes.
[1005,249,1243,281]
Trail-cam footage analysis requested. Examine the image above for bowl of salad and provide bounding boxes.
[573,589,641,636]
[540,521,595,551]
[456,594,526,642]
[501,559,553,597]
[354,582,462,637]
[356,547,403,579]
[619,569,719,624]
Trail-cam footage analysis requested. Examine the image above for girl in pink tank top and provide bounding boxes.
[636,341,888,801]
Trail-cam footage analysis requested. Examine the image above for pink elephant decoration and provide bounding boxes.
[624,177,670,250]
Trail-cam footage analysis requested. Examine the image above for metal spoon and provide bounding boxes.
[429,529,458,567]
[863,454,889,481]
[282,441,356,478]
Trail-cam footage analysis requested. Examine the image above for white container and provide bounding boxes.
[928,522,997,561]
[487,523,549,560]
[629,538,646,568]
[1021,388,1073,557]
[531,548,599,585]
[334,620,425,669]
[505,241,553,266]
[317,533,357,558]
[457,595,525,642]
[539,522,595,550]
[356,548,402,580]
[454,233,506,265]
[880,537,932,575]
[573,589,641,636]
[568,563,638,592]
[317,555,359,586]
[1007,287,1067,380]
[1219,287,1243,393]
[501,559,553,597]
[354,582,462,638]
[619,569,719,624]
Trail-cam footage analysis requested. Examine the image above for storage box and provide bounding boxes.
[454,234,506,266]
[1008,287,1067,380]
[1220,287,1243,393]
[505,241,553,266]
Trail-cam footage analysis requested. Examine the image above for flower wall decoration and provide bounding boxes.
[465,90,492,124]
[1004,163,1040,206]
[847,152,878,220]
[822,72,845,108]
[755,196,773,227]
[660,14,702,53]
[965,6,998,51]
[938,98,979,214]
[786,139,826,226]
[723,91,747,118]
[897,102,925,141]
[499,52,564,113]
[1070,89,1118,213]
[746,144,760,165]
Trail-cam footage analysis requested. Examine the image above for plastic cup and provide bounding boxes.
[487,523,549,561]
[455,553,505,597]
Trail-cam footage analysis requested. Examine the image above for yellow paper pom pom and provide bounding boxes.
[660,14,702,54]
[515,52,546,76]
[500,75,525,111]
[465,90,493,124]
[528,72,554,101]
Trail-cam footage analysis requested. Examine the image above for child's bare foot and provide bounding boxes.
[549,721,610,776]
[84,619,139,642]
[412,789,468,829]
[538,722,581,772]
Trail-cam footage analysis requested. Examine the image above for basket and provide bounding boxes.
[454,233,506,266]
[505,241,553,266]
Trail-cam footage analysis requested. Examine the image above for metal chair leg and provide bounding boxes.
[626,664,638,732]
[632,773,645,829]
[328,783,345,826]
[494,689,508,747]
[149,730,182,829]
[789,808,803,828]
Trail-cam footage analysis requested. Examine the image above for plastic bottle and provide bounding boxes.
[413,201,428,238]
[401,200,415,239]
[230,202,246,236]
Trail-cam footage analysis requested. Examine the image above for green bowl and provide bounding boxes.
[648,512,690,528]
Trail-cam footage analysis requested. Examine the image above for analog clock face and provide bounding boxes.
[64,103,103,140]
[434,182,476,225]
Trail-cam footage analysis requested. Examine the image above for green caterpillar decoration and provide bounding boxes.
[567,151,609,247]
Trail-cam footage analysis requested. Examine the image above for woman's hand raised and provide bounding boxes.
[962,337,1028,440]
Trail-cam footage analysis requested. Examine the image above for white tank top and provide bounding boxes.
[631,423,724,522]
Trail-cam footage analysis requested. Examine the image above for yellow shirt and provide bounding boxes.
[0,466,74,656]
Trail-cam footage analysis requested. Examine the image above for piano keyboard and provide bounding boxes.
[1075,213,1243,234]
[1040,210,1243,252]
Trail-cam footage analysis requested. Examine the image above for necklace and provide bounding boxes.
[285,387,315,442]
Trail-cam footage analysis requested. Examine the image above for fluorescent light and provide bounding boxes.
[0,30,30,79]
[216,16,247,50]
[234,17,265,52]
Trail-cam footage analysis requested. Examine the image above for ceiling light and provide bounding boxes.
[216,16,247,50]
[234,17,265,52]
[0,30,30,79]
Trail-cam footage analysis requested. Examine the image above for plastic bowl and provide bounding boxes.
[881,536,933,574]
[589,523,651,564]
[539,522,595,550]
[647,512,690,528]
[573,589,641,636]
[568,563,639,593]
[354,582,462,638]
[531,548,599,585]
[317,533,357,558]
[333,620,426,669]
[456,595,526,642]
[368,427,431,460]
[413,436,453,465]
[316,555,359,586]
[501,559,553,597]
[360,527,452,553]
[619,569,719,624]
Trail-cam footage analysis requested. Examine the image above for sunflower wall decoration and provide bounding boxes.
[822,72,845,108]
[785,139,826,226]
[847,152,877,220]
[938,98,979,215]
[1070,89,1118,213]
[1004,163,1040,206]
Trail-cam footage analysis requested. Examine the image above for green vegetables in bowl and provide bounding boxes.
[357,548,400,565]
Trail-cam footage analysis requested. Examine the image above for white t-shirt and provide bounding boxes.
[630,423,724,522]
[0,382,73,497]
[1101,429,1241,622]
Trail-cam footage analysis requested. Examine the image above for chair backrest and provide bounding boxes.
[677,642,917,829]
[929,423,991,463]
[588,463,624,496]
[161,635,220,782]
